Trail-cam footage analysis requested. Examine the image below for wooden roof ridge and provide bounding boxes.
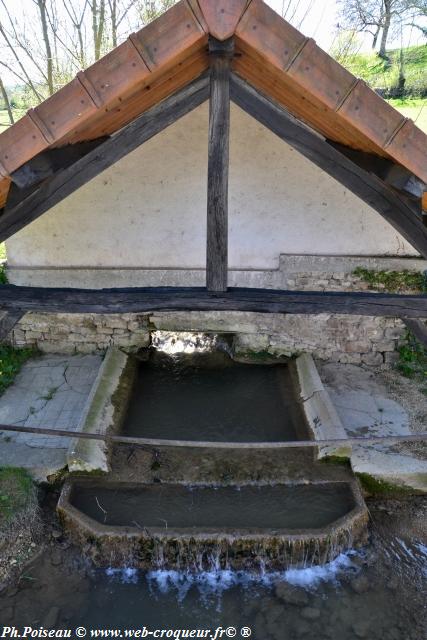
[0,0,426,213]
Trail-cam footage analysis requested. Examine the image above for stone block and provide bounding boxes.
[361,352,384,366]
[338,353,362,364]
[384,352,400,365]
[97,327,114,335]
[385,327,405,340]
[75,343,99,354]
[38,342,77,355]
[372,341,396,353]
[24,331,44,340]
[343,341,371,353]
[233,333,270,353]
[127,320,142,331]
[104,317,128,329]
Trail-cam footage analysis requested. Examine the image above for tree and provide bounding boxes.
[337,0,410,58]
[89,0,106,61]
[63,0,90,68]
[330,29,362,65]
[135,0,177,24]
[280,0,315,31]
[0,75,14,124]
[402,0,427,37]
[33,0,54,95]
[0,0,180,117]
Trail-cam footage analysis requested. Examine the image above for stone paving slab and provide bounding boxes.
[318,362,427,492]
[0,354,103,478]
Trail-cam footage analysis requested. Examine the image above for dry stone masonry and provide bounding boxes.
[10,311,404,366]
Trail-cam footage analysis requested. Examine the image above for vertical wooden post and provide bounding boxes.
[206,37,233,292]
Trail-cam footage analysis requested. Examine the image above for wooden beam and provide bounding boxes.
[404,318,427,347]
[0,74,210,243]
[206,37,233,292]
[0,422,426,450]
[0,285,425,317]
[326,140,425,201]
[9,139,108,191]
[0,309,24,341]
[230,74,427,259]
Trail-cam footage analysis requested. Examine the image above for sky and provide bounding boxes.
[266,0,339,51]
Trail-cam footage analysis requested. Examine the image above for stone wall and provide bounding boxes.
[11,314,151,355]
[10,310,406,366]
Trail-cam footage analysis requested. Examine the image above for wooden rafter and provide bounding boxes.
[0,74,210,243]
[206,37,233,292]
[325,141,425,204]
[0,285,426,317]
[230,74,427,258]
[10,138,108,190]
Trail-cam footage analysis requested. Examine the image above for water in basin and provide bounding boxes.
[122,352,307,442]
[70,482,354,531]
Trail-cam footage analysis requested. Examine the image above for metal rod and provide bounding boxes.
[0,423,426,450]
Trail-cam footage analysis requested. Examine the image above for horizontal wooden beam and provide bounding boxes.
[0,422,426,450]
[0,74,210,243]
[230,74,427,259]
[0,285,426,317]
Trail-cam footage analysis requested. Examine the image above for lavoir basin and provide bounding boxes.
[58,480,368,570]
[121,351,310,443]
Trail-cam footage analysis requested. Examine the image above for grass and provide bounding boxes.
[333,44,427,133]
[397,330,427,393]
[0,345,37,395]
[388,97,427,133]
[343,44,427,96]
[353,267,427,293]
[0,108,26,134]
[0,262,7,284]
[0,467,34,525]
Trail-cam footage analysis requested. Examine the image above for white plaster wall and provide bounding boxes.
[6,102,417,270]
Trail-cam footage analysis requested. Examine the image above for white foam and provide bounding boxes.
[283,552,356,587]
[104,551,361,601]
[106,567,138,583]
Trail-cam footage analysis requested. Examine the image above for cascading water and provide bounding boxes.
[5,500,425,640]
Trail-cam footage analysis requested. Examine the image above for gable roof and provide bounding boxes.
[0,0,426,214]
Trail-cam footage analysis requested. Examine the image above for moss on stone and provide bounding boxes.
[320,455,352,467]
[353,267,427,293]
[233,350,290,365]
[356,472,414,496]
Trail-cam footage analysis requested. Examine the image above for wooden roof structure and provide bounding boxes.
[0,0,426,340]
[0,1,426,204]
